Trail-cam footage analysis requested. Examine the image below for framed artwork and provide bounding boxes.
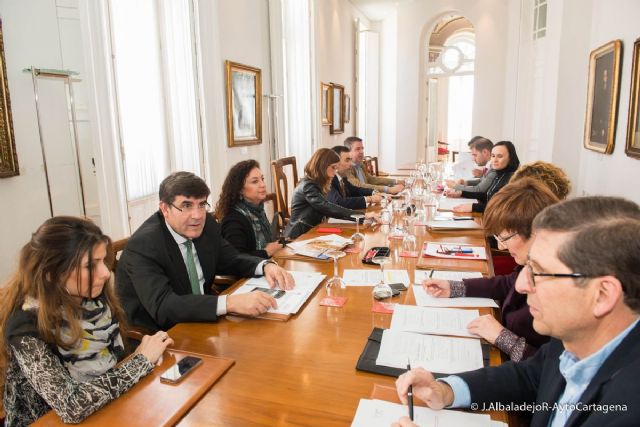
[330,83,344,134]
[626,38,640,159]
[225,60,262,147]
[0,20,18,178]
[583,40,622,154]
[321,82,332,126]
[344,94,350,123]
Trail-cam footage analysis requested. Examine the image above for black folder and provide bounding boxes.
[356,327,491,378]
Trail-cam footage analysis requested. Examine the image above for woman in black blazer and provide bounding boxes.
[284,148,377,239]
[216,160,282,258]
[448,140,520,213]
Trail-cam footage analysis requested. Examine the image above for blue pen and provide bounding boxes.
[456,248,473,253]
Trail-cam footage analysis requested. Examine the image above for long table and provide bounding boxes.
[168,220,508,426]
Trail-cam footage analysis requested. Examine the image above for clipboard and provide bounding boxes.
[355,328,490,378]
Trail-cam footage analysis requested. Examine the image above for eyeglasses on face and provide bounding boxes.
[170,201,211,213]
[525,261,589,287]
[493,231,518,244]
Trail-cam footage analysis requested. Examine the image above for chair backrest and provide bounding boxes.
[110,237,129,272]
[363,156,379,176]
[271,156,299,231]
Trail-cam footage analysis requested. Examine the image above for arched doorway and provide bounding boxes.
[421,15,475,163]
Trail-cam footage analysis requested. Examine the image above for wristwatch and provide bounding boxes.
[261,259,278,275]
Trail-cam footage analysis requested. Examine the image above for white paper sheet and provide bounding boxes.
[342,269,411,286]
[351,399,492,427]
[232,271,326,315]
[437,197,479,212]
[423,242,487,260]
[390,305,479,338]
[415,269,484,282]
[426,219,481,230]
[286,234,352,259]
[376,329,484,373]
[412,285,499,308]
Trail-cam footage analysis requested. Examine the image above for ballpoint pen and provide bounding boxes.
[407,360,414,421]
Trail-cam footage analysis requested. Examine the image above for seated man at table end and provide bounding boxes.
[343,136,404,194]
[116,171,294,332]
[394,196,640,427]
[328,145,382,209]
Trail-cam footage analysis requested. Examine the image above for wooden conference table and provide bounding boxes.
[167,217,508,426]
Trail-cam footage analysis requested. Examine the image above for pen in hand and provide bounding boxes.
[407,360,414,421]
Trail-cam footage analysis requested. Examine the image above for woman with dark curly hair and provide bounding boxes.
[216,160,282,258]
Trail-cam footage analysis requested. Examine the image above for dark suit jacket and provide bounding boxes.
[458,322,640,426]
[116,211,262,332]
[327,175,373,209]
[464,266,548,359]
[461,169,514,213]
[221,209,269,259]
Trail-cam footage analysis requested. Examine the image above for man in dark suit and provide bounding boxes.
[328,145,382,209]
[393,197,640,427]
[116,171,294,332]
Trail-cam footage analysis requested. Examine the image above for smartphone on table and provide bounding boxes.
[159,356,202,384]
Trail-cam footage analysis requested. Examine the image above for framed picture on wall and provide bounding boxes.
[330,83,344,134]
[626,38,640,159]
[344,94,350,123]
[583,39,622,154]
[0,20,18,178]
[225,60,262,147]
[321,82,332,126]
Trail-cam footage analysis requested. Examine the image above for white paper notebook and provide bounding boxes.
[351,399,492,427]
[342,269,411,286]
[438,197,479,211]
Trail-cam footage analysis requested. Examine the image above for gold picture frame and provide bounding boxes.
[320,82,332,126]
[625,38,640,159]
[0,20,18,178]
[225,60,262,147]
[344,94,350,124]
[329,83,344,134]
[583,40,622,154]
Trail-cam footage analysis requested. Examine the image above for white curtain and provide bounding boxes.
[447,74,474,153]
[281,0,313,172]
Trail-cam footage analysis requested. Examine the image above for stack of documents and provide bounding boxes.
[425,218,481,231]
[342,269,411,286]
[423,242,487,260]
[351,399,493,427]
[389,305,479,338]
[286,234,352,259]
[231,271,326,315]
[376,329,484,373]
[437,197,478,211]
[413,270,498,308]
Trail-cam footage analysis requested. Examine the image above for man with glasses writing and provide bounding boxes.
[395,196,640,427]
[117,171,294,332]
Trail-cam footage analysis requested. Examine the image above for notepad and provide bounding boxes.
[351,399,492,427]
[343,269,411,287]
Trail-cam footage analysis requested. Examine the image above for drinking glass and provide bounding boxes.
[350,213,365,242]
[371,256,393,300]
[402,234,417,255]
[325,250,346,295]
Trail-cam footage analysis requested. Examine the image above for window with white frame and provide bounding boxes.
[533,0,547,40]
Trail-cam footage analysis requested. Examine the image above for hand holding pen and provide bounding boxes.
[421,278,451,298]
[407,361,414,421]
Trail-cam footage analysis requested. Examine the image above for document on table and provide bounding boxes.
[376,329,484,373]
[426,219,481,231]
[413,270,498,308]
[342,269,410,286]
[437,197,478,211]
[286,234,352,259]
[351,399,492,427]
[232,271,326,315]
[390,305,479,338]
[423,242,487,260]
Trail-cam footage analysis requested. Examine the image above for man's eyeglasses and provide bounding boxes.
[493,231,518,244]
[525,262,589,288]
[171,202,211,213]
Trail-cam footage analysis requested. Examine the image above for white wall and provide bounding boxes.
[388,0,510,169]
[315,0,369,149]
[0,0,98,282]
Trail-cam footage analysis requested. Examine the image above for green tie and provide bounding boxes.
[183,240,201,295]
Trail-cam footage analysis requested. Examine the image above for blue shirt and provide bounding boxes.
[441,318,640,413]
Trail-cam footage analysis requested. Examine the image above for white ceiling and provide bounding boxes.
[348,0,415,22]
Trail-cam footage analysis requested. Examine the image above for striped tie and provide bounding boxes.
[183,240,201,295]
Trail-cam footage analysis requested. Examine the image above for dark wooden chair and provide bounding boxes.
[363,156,380,176]
[271,156,299,232]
